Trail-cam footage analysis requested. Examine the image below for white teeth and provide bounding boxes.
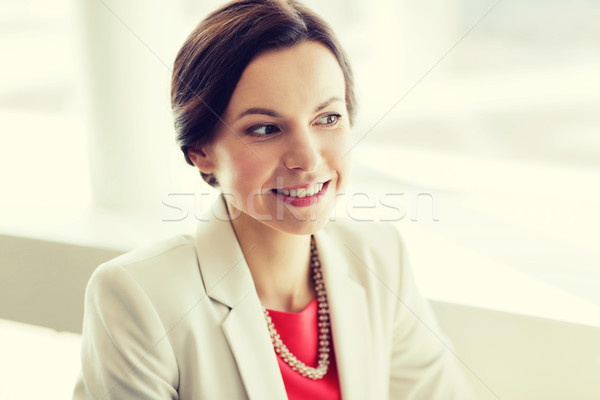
[276,182,326,198]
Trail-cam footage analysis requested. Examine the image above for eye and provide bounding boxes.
[247,124,280,136]
[315,113,342,126]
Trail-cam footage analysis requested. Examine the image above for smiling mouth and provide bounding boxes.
[272,181,328,198]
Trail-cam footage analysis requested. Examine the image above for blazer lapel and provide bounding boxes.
[221,294,288,400]
[194,196,287,400]
[315,229,374,400]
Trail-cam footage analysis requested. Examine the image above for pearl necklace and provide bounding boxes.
[262,235,331,380]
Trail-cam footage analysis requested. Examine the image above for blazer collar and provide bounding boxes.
[194,194,253,308]
[194,195,373,399]
[194,195,288,400]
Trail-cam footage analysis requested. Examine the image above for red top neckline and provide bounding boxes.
[266,297,341,399]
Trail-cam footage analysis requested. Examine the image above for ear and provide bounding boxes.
[187,144,216,175]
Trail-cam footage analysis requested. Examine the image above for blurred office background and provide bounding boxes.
[1,0,600,399]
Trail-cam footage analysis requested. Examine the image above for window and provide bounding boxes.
[2,0,599,320]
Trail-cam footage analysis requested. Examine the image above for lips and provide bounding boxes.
[274,182,325,198]
[271,180,331,207]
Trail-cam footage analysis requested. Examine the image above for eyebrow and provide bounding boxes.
[234,96,344,121]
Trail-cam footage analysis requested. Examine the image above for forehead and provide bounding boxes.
[224,41,346,117]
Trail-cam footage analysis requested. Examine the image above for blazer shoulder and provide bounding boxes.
[323,219,408,283]
[104,234,194,266]
[324,218,405,256]
[93,234,196,275]
[88,234,200,301]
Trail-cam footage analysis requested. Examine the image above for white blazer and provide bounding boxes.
[73,195,474,399]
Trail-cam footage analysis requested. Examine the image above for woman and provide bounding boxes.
[73,0,475,399]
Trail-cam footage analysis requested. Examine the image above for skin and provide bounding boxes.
[188,41,352,312]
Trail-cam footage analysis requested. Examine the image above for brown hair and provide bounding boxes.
[171,0,356,186]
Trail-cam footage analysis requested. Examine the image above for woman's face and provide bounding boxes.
[194,41,352,235]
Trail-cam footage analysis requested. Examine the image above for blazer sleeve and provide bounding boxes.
[73,263,179,400]
[389,230,476,399]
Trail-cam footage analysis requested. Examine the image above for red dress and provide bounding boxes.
[266,298,342,400]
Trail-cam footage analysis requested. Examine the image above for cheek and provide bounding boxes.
[217,148,273,195]
[325,131,352,188]
[336,154,352,193]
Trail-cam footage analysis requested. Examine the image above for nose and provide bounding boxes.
[283,126,322,172]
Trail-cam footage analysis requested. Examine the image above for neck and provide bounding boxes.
[229,210,314,313]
